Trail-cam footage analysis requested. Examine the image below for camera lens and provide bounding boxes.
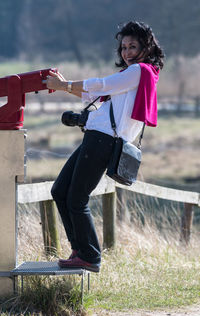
[61,109,89,127]
[61,111,80,126]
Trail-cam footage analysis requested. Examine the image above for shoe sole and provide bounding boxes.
[58,262,100,273]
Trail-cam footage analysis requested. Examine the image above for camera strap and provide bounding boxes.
[83,96,100,111]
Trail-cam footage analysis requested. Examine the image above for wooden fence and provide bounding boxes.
[18,176,200,255]
[25,98,200,116]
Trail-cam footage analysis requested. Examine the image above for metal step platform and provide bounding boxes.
[0,261,90,303]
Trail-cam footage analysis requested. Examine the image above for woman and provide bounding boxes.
[46,21,164,272]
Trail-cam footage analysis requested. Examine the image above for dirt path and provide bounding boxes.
[92,305,200,316]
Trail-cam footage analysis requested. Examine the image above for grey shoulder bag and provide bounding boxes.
[106,102,145,186]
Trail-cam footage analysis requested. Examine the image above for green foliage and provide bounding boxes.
[0,0,23,57]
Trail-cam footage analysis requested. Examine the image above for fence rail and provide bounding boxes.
[18,176,200,254]
[18,177,200,205]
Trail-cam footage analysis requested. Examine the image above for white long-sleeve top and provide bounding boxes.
[82,63,144,143]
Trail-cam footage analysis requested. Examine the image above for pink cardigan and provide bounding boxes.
[100,63,159,127]
[131,63,159,127]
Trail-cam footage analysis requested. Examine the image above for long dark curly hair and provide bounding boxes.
[115,21,164,69]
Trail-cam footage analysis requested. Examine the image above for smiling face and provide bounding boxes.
[121,35,143,66]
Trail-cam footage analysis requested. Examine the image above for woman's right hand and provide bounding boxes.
[45,70,67,91]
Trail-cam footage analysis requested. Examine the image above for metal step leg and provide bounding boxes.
[88,273,90,292]
[81,274,84,304]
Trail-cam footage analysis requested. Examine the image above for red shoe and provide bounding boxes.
[58,256,100,273]
[59,250,78,265]
[68,249,78,259]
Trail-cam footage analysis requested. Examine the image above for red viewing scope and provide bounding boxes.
[0,68,56,130]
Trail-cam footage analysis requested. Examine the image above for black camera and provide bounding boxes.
[61,97,99,129]
[61,109,90,128]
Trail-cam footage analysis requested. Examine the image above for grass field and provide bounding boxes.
[12,112,199,315]
[24,112,200,192]
[2,201,200,315]
[1,59,200,314]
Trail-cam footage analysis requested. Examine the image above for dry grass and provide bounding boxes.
[13,196,200,315]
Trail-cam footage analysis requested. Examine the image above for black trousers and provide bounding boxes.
[51,130,115,264]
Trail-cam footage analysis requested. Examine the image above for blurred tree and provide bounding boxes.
[17,0,37,61]
[0,0,200,61]
[0,0,23,58]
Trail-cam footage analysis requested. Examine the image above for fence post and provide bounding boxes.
[116,187,130,223]
[180,203,194,244]
[39,200,61,256]
[102,192,116,249]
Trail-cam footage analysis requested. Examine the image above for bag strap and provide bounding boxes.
[109,101,145,149]
[109,101,118,137]
[137,123,145,149]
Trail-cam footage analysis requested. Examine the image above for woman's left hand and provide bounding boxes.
[44,70,67,91]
